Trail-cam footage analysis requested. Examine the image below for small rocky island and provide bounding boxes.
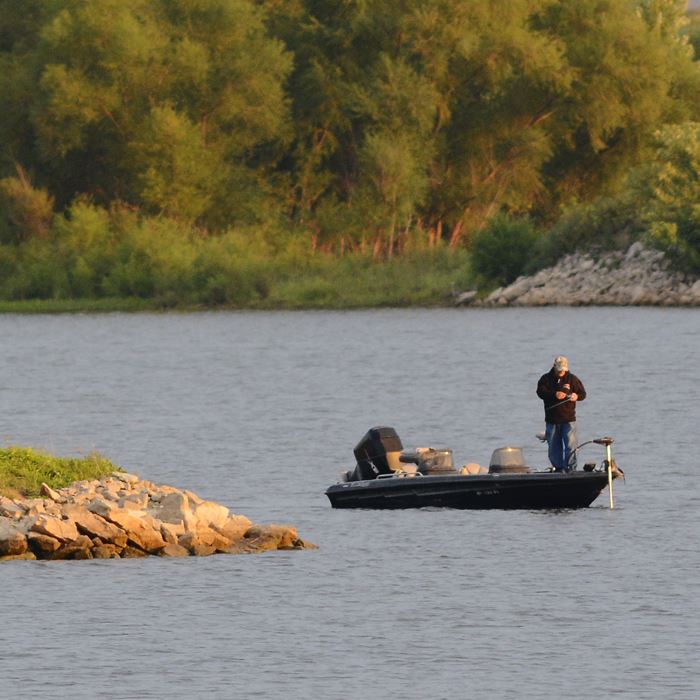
[0,472,315,561]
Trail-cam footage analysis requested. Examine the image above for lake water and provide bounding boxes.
[1,308,698,699]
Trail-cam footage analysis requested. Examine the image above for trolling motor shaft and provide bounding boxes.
[597,437,615,509]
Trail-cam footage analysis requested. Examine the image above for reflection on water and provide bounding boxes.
[1,308,699,699]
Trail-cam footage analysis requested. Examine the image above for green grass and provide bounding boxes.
[262,251,471,309]
[0,447,121,498]
[0,249,473,312]
[0,298,160,314]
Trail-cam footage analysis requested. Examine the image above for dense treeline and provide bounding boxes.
[0,0,699,306]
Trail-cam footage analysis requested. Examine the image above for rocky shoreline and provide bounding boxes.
[456,242,700,307]
[0,472,315,561]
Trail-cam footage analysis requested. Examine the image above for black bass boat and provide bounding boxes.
[325,427,623,510]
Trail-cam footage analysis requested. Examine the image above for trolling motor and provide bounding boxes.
[536,433,621,509]
[592,437,617,509]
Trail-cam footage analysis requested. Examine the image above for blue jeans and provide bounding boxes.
[545,422,578,472]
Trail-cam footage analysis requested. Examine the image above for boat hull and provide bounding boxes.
[325,471,612,510]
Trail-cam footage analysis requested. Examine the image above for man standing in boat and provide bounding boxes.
[536,356,586,472]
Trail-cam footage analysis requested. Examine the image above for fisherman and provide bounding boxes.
[536,356,586,472]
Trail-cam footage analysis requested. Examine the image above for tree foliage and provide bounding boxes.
[0,0,698,263]
[471,215,540,286]
[1,0,292,224]
[533,122,700,274]
[636,122,700,272]
[263,0,700,248]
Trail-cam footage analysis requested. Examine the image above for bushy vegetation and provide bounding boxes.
[0,199,470,307]
[0,0,698,302]
[531,122,700,275]
[0,447,119,498]
[471,216,540,287]
[635,123,700,273]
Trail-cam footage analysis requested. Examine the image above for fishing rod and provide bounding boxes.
[545,394,574,411]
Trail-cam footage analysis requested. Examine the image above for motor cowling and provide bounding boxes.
[348,426,404,481]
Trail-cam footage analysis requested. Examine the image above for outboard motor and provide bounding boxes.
[348,426,404,481]
[489,447,531,474]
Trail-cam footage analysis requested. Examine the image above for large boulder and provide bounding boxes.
[119,493,149,511]
[160,521,185,544]
[0,497,25,518]
[192,501,230,530]
[92,543,121,559]
[0,521,28,556]
[52,535,94,560]
[97,507,166,554]
[64,507,128,548]
[159,543,190,557]
[244,524,303,552]
[213,514,253,542]
[155,492,191,524]
[178,527,232,554]
[30,515,79,543]
[40,483,63,502]
[27,532,62,556]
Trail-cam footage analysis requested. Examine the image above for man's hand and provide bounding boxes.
[555,391,568,400]
[570,393,578,402]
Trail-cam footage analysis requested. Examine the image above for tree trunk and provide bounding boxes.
[448,220,463,248]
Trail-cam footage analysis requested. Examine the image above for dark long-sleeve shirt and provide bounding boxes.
[536,369,586,424]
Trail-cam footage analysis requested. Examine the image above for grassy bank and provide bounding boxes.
[0,244,472,312]
[0,447,120,498]
[262,251,471,309]
[0,298,158,314]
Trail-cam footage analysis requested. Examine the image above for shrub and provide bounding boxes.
[471,215,539,286]
[53,199,114,296]
[637,123,700,274]
[0,170,54,243]
[531,193,645,271]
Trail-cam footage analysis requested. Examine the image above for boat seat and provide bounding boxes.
[395,464,418,477]
[459,463,488,475]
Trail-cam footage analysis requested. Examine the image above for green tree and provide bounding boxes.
[266,0,700,249]
[4,0,292,226]
[2,0,699,259]
[535,0,699,207]
[636,122,700,272]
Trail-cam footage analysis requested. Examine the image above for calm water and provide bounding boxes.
[1,308,698,699]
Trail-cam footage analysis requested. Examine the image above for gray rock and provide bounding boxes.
[465,243,699,307]
[155,492,190,524]
[0,497,25,518]
[455,290,477,306]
